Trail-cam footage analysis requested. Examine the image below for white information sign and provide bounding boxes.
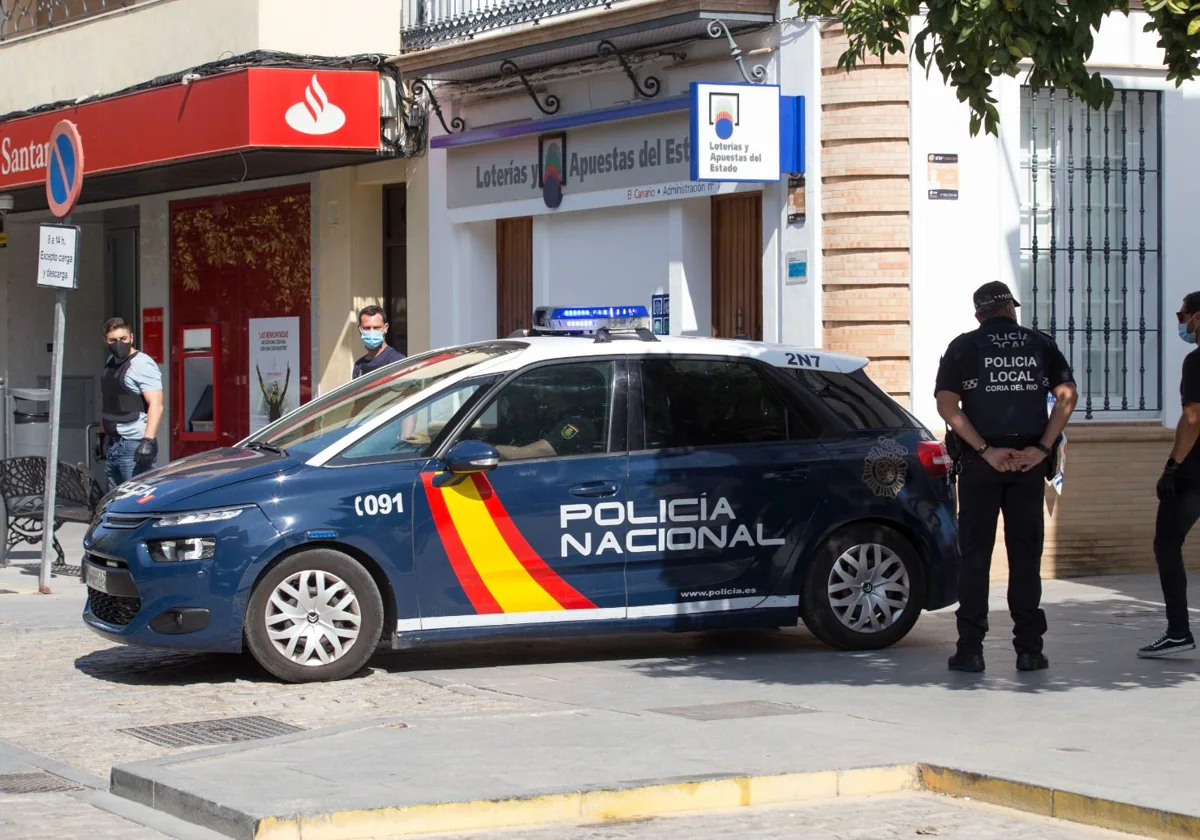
[249,316,301,433]
[690,83,781,183]
[36,223,80,290]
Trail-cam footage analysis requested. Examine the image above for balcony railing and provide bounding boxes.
[401,0,633,50]
[1,0,146,40]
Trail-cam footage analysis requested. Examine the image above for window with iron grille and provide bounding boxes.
[1019,87,1163,420]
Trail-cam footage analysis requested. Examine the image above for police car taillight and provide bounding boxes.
[917,441,952,477]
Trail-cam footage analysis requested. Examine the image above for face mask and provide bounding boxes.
[360,330,385,350]
[1180,320,1198,345]
[107,340,132,360]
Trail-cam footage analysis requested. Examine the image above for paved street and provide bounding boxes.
[2,542,1198,838]
[0,791,1144,840]
[454,795,1140,840]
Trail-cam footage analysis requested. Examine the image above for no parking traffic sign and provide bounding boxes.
[45,120,84,218]
[35,119,85,594]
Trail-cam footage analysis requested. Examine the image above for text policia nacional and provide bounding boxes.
[475,137,692,189]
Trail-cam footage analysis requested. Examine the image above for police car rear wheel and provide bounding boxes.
[245,550,384,683]
[799,525,926,651]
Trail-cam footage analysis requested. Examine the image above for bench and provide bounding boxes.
[0,457,103,567]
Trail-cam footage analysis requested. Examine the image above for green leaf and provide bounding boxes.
[1188,15,1200,35]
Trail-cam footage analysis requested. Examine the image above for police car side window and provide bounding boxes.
[792,370,913,431]
[641,359,788,449]
[461,361,615,462]
[337,380,491,464]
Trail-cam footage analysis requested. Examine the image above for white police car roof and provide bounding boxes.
[305,335,867,466]
[496,334,869,375]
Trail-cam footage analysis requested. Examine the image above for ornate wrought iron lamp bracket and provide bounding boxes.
[500,59,561,115]
[707,19,767,85]
[597,40,660,99]
[411,79,465,135]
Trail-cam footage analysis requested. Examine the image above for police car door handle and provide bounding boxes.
[763,468,809,480]
[569,481,620,498]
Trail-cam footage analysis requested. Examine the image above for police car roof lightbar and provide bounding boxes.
[515,306,659,343]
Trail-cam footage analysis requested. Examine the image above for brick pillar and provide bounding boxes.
[819,23,912,405]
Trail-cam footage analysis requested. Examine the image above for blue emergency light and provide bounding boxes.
[533,305,651,335]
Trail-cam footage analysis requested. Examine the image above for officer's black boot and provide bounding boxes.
[947,650,985,673]
[1016,652,1049,671]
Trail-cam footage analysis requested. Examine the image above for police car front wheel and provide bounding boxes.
[244,549,384,683]
[799,525,926,651]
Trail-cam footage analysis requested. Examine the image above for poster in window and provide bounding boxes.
[141,307,164,363]
[249,317,300,433]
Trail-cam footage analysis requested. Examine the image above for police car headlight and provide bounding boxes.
[153,506,249,528]
[148,537,216,563]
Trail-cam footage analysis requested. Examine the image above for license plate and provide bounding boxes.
[85,564,108,593]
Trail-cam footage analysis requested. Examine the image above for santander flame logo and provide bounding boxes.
[285,75,346,136]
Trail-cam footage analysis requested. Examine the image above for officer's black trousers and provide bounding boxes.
[1153,491,1200,636]
[955,455,1048,655]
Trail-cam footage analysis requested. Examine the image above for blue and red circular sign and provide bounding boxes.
[45,120,85,218]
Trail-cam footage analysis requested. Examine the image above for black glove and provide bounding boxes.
[134,438,157,470]
[1157,459,1180,501]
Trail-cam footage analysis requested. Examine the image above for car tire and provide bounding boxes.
[244,549,384,683]
[799,523,927,651]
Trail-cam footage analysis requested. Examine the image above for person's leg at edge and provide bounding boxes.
[954,457,1004,659]
[1002,470,1048,658]
[1152,492,1200,637]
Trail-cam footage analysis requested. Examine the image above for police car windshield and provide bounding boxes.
[245,344,519,458]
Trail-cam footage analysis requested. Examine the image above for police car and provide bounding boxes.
[82,306,960,683]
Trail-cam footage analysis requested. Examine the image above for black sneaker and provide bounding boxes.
[1137,632,1196,659]
[1016,652,1049,672]
[948,651,985,673]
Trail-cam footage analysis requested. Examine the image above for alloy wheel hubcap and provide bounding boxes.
[265,570,362,667]
[827,543,910,633]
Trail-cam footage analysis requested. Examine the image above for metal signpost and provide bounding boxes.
[36,120,84,593]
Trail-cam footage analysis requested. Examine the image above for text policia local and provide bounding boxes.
[983,355,1040,392]
[475,138,692,189]
[559,496,784,557]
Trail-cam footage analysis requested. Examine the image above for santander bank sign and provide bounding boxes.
[0,137,52,178]
[0,67,381,194]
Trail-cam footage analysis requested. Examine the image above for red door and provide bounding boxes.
[169,185,312,459]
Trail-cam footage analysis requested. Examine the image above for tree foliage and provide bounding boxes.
[791,0,1200,135]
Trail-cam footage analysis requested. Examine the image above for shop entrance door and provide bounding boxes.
[169,186,312,459]
[711,193,763,340]
[496,216,533,337]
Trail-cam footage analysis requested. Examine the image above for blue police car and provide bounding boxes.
[82,307,960,683]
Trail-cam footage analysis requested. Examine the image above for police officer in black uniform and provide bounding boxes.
[935,282,1078,673]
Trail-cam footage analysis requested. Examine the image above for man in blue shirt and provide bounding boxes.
[100,317,163,490]
[352,305,405,379]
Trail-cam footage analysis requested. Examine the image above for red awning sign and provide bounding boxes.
[45,120,85,218]
[0,67,381,193]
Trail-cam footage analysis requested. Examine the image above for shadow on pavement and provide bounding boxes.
[72,576,1199,694]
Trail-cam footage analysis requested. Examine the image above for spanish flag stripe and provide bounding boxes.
[438,476,563,613]
[470,474,597,610]
[420,473,503,614]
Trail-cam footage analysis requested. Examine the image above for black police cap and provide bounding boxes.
[973,281,1021,312]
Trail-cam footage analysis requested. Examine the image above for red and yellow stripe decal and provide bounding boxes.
[421,472,596,614]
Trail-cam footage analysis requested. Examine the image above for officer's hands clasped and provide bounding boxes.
[982,446,1046,473]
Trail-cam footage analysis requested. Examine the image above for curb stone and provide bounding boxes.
[107,756,1200,840]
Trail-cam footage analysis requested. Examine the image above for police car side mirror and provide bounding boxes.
[445,440,500,475]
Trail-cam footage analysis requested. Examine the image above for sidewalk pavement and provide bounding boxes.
[102,573,1200,839]
[0,522,87,640]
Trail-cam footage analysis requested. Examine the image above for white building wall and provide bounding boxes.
[0,0,404,113]
[909,11,1200,431]
[417,20,822,350]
